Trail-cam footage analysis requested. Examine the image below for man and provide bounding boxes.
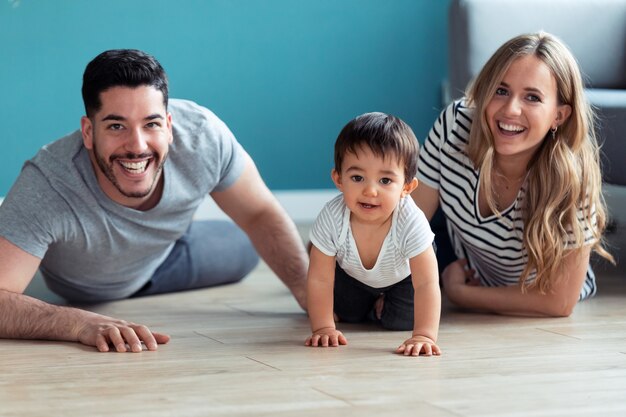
[0,49,308,353]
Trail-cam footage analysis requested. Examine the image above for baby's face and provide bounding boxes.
[332,146,413,225]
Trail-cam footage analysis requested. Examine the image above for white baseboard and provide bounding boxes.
[0,189,338,224]
[2,185,624,225]
[193,189,339,223]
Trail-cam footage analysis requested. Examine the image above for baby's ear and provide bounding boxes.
[331,169,343,191]
[402,177,418,196]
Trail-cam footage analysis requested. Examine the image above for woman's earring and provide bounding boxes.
[550,126,558,140]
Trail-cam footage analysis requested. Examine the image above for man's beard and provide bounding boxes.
[92,138,168,199]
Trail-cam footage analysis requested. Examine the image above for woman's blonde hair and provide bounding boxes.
[465,32,613,293]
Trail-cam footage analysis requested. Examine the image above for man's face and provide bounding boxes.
[81,85,173,210]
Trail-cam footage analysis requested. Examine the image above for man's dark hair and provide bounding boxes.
[81,49,168,117]
[334,112,419,183]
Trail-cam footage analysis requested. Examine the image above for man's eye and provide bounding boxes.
[108,124,124,130]
[350,175,363,182]
[380,178,392,185]
[146,122,161,128]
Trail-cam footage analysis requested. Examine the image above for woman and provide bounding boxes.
[413,32,614,317]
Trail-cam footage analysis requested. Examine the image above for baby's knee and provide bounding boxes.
[380,304,414,331]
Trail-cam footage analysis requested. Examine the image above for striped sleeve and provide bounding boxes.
[396,198,434,259]
[416,107,447,190]
[309,195,343,257]
[565,201,598,248]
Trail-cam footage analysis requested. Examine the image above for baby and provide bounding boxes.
[305,112,441,356]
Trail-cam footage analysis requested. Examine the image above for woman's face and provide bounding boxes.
[485,55,570,164]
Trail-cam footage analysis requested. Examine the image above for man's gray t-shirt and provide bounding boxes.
[0,99,246,302]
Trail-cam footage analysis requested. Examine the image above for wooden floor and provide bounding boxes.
[2,226,626,417]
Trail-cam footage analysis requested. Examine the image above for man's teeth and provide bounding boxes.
[119,160,148,173]
[499,122,525,132]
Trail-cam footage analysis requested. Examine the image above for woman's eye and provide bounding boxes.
[495,87,508,96]
[526,94,541,102]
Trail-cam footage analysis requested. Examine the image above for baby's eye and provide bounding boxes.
[350,175,363,182]
[380,178,392,185]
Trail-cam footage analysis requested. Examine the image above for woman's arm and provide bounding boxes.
[443,246,592,317]
[411,182,440,221]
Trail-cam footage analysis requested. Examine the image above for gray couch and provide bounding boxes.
[447,0,626,185]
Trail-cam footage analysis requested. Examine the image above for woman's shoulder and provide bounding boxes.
[430,98,474,149]
[448,98,475,128]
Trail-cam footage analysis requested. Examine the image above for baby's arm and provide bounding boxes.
[305,245,347,347]
[396,245,441,356]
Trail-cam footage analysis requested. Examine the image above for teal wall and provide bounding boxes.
[0,0,450,195]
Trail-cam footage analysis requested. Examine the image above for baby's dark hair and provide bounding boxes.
[334,112,419,183]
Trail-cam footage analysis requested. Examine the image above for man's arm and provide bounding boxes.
[0,237,170,351]
[210,155,308,310]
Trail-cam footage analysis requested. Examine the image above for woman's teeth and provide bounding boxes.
[499,122,525,133]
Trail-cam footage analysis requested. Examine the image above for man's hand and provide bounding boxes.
[305,327,347,347]
[74,315,170,352]
[395,335,441,357]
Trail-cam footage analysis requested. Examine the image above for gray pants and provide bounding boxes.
[132,220,259,297]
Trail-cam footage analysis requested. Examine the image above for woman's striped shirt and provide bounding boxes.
[417,99,597,300]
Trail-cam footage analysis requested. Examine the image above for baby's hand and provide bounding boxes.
[305,327,347,347]
[396,335,441,357]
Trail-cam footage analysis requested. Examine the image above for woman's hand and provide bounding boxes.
[441,259,479,302]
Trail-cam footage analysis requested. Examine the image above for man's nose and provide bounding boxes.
[125,128,149,154]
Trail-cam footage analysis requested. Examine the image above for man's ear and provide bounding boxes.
[81,116,94,150]
[166,112,173,144]
[402,177,418,197]
[331,169,343,192]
